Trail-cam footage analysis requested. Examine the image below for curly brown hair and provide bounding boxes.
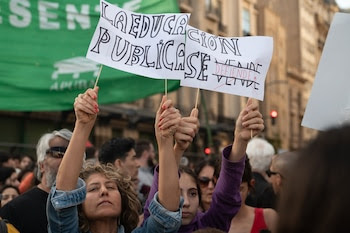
[78,163,141,233]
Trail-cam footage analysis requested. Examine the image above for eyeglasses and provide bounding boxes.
[46,147,67,159]
[266,169,283,178]
[198,176,217,187]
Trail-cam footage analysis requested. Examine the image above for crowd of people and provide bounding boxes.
[0,87,349,233]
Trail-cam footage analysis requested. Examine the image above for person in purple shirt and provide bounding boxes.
[143,98,265,232]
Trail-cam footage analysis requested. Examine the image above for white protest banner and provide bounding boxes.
[87,0,189,80]
[302,13,350,131]
[180,25,273,100]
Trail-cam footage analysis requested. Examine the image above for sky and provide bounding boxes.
[336,0,350,9]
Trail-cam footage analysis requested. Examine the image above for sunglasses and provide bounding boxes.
[198,176,217,187]
[46,147,67,159]
[266,169,283,178]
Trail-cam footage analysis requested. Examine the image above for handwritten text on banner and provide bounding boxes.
[87,0,189,80]
[180,25,273,101]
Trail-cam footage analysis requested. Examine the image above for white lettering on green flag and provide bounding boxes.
[0,0,180,111]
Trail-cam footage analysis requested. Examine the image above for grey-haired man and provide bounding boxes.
[0,129,72,233]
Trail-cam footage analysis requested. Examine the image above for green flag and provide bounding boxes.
[0,0,180,111]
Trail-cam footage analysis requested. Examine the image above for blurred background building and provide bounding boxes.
[0,0,342,159]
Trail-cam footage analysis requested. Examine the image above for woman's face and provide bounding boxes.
[83,173,122,220]
[1,187,19,207]
[179,172,199,225]
[198,165,216,208]
[6,172,19,187]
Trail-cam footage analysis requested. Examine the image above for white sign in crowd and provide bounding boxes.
[87,0,274,101]
[86,0,190,80]
[88,1,350,131]
[181,25,273,101]
[302,13,350,131]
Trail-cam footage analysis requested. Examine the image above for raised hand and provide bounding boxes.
[155,96,182,212]
[235,98,264,142]
[57,86,99,191]
[175,108,199,151]
[73,86,99,126]
[155,96,181,140]
[230,98,264,162]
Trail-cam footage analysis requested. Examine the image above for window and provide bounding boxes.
[242,8,251,36]
[206,0,211,9]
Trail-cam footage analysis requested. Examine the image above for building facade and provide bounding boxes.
[0,0,340,158]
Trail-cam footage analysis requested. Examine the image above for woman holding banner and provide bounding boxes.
[47,87,184,233]
[143,98,265,232]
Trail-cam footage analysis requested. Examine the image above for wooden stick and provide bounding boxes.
[165,79,168,97]
[94,65,103,88]
[195,88,200,109]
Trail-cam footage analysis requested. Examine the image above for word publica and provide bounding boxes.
[187,28,242,56]
[101,1,188,39]
[91,27,185,71]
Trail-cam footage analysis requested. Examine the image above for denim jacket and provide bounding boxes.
[47,178,183,233]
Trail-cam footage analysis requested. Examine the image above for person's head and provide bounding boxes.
[10,153,21,169]
[246,137,275,175]
[19,154,34,170]
[78,163,140,233]
[0,151,12,167]
[179,165,201,225]
[135,139,155,168]
[277,125,350,233]
[194,157,220,211]
[0,167,19,189]
[99,138,139,179]
[267,151,297,195]
[239,157,254,204]
[36,129,72,189]
[0,185,20,207]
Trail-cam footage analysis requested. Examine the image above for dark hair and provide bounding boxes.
[0,151,10,166]
[194,156,220,179]
[242,157,253,188]
[10,153,21,161]
[277,125,350,233]
[99,138,135,164]
[0,184,20,195]
[179,165,201,203]
[0,167,16,185]
[135,139,151,159]
[85,147,96,160]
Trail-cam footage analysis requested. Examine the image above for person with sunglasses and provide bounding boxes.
[143,98,265,232]
[267,151,297,206]
[0,128,72,233]
[194,158,220,212]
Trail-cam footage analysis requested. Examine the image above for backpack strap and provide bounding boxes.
[0,219,8,233]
